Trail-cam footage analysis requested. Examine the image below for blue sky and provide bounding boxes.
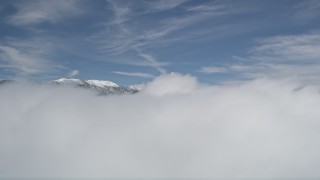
[0,0,320,85]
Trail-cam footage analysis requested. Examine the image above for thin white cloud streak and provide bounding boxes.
[262,63,320,85]
[293,0,320,21]
[231,63,320,85]
[0,45,54,75]
[113,71,154,78]
[0,38,61,76]
[92,0,247,73]
[199,66,228,74]
[247,33,320,81]
[200,63,320,86]
[97,0,171,73]
[251,33,320,61]
[209,33,320,83]
[137,51,167,74]
[1,1,86,78]
[106,0,131,25]
[144,11,226,41]
[99,1,237,54]
[66,70,80,78]
[186,4,225,12]
[7,0,84,26]
[140,1,253,44]
[143,0,186,12]
[2,73,320,178]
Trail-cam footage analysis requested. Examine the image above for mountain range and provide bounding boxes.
[0,78,139,95]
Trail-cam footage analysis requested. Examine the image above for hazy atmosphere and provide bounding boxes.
[1,0,320,179]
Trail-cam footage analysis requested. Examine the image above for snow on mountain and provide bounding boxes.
[128,85,140,91]
[85,80,119,88]
[51,78,138,95]
[1,78,139,95]
[53,78,84,85]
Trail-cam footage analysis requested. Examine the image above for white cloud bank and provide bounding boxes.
[1,73,320,179]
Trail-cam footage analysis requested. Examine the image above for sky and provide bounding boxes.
[2,1,320,178]
[1,0,320,85]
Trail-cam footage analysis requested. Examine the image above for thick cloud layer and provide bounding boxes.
[1,73,320,179]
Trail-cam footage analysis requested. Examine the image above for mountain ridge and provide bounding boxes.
[0,78,139,95]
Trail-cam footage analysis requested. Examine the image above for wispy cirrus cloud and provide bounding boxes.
[293,0,320,22]
[230,63,320,85]
[137,51,167,74]
[143,0,186,12]
[106,0,131,25]
[66,70,80,78]
[98,0,241,53]
[198,32,320,83]
[0,38,61,77]
[92,0,249,76]
[112,71,154,78]
[0,0,88,79]
[250,33,320,62]
[7,0,84,26]
[0,46,53,75]
[198,66,228,74]
[244,33,320,81]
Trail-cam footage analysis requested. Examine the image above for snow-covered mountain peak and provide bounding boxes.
[128,85,140,91]
[50,78,138,95]
[1,78,139,95]
[53,78,83,85]
[85,80,119,88]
